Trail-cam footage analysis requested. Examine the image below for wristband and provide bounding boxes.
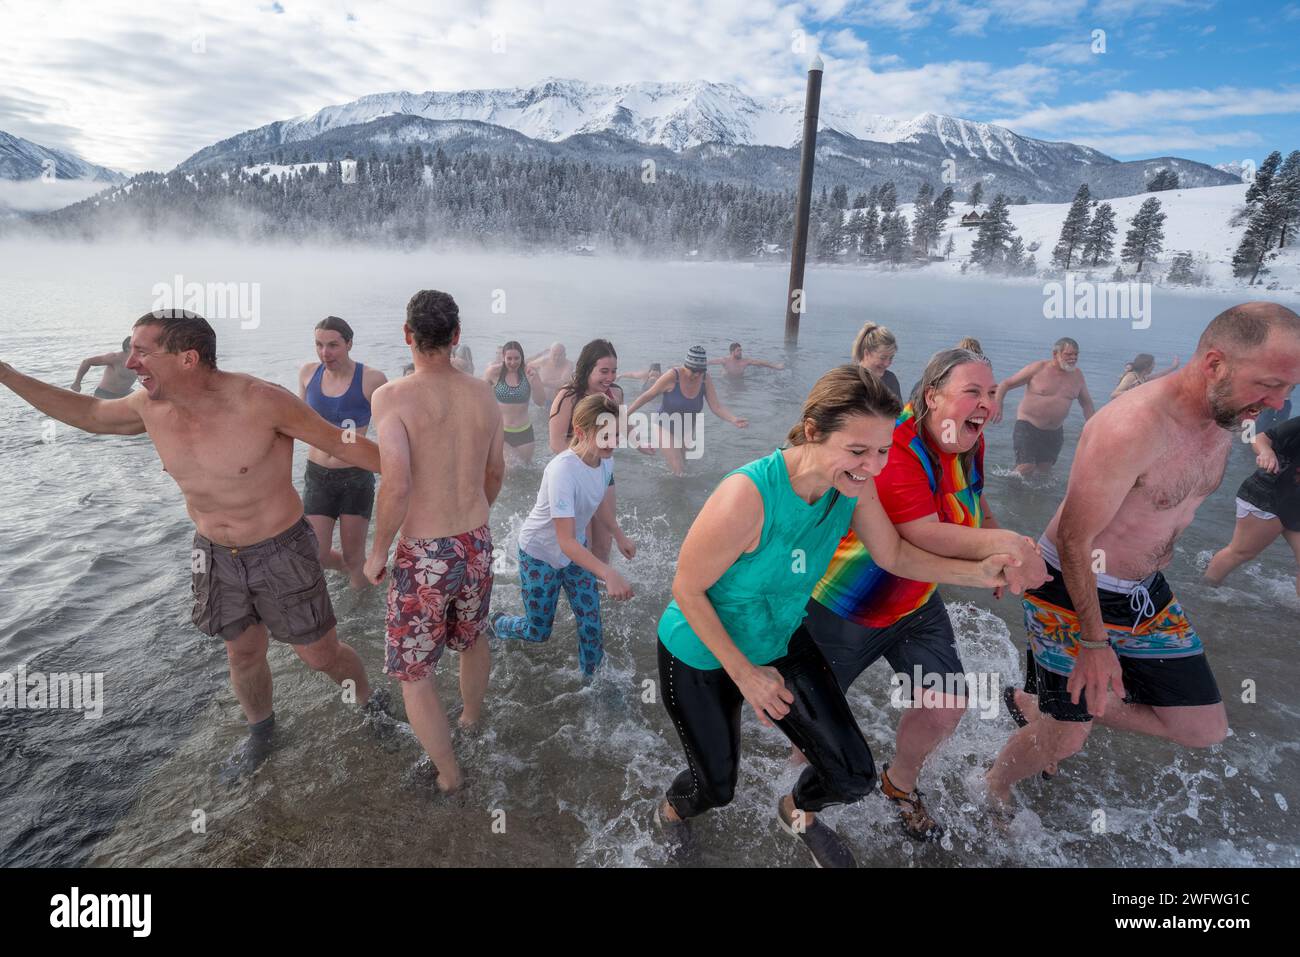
[1078,638,1111,650]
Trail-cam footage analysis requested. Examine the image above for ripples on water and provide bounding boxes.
[1,242,1297,867]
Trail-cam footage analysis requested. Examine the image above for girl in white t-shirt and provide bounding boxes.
[491,394,636,675]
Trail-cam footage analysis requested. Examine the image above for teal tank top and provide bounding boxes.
[657,448,858,670]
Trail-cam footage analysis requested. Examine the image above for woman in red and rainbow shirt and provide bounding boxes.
[805,347,1047,842]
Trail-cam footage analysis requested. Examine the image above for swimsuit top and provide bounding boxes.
[659,368,706,416]
[494,369,531,405]
[657,449,857,670]
[306,362,371,428]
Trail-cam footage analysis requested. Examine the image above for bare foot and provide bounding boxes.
[1012,689,1059,776]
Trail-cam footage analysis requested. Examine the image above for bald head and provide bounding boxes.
[1195,301,1300,358]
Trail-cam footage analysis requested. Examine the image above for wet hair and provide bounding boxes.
[1195,302,1300,357]
[552,338,618,422]
[498,340,525,384]
[956,336,983,356]
[909,348,992,475]
[1053,337,1079,354]
[1129,353,1156,375]
[851,322,897,362]
[121,336,131,353]
[648,362,662,377]
[133,310,217,369]
[729,342,742,352]
[786,364,901,447]
[315,315,354,344]
[570,393,618,450]
[405,290,460,353]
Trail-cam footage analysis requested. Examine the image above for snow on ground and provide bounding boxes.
[240,159,357,183]
[892,183,1299,295]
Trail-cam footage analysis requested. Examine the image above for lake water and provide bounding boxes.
[1,239,1297,867]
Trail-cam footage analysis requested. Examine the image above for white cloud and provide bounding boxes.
[0,178,112,213]
[1067,128,1264,155]
[997,87,1300,133]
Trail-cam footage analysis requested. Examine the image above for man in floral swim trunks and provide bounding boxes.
[364,290,506,793]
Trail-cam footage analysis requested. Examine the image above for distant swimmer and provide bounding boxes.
[1,310,384,778]
[363,291,504,793]
[804,349,1047,842]
[1111,352,1179,399]
[529,342,574,406]
[298,317,388,590]
[625,345,748,477]
[652,366,1014,867]
[990,337,1096,478]
[72,337,137,399]
[450,342,474,375]
[710,342,785,379]
[852,322,902,401]
[618,362,663,396]
[490,393,636,678]
[1205,411,1300,597]
[548,339,624,562]
[986,302,1300,812]
[483,340,545,465]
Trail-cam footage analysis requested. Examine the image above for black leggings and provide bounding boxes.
[658,625,877,819]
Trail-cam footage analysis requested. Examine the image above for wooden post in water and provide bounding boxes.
[784,54,824,348]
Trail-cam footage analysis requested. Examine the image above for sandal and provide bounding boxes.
[880,765,944,843]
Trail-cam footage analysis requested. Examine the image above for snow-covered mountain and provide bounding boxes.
[0,131,126,183]
[175,78,1237,203]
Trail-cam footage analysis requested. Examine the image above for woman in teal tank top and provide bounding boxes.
[653,365,1016,868]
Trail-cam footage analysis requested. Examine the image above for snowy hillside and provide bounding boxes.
[903,184,1298,293]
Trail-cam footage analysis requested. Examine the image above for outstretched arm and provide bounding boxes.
[261,379,380,471]
[625,370,674,416]
[990,361,1042,424]
[365,388,411,582]
[703,376,746,428]
[72,353,114,391]
[0,361,145,435]
[1078,377,1097,420]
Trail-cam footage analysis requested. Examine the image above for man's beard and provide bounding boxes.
[1208,377,1252,430]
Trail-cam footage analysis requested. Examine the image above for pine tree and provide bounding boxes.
[911,182,935,254]
[1146,169,1180,192]
[1168,252,1196,285]
[968,181,984,208]
[831,184,849,209]
[943,233,955,260]
[1081,202,1117,266]
[1053,184,1092,269]
[1121,197,1166,273]
[860,203,881,260]
[852,192,868,209]
[971,193,1014,269]
[1007,235,1027,273]
[878,181,897,214]
[1233,184,1290,283]
[934,185,955,223]
[1274,150,1300,248]
[881,210,911,264]
[1246,151,1282,206]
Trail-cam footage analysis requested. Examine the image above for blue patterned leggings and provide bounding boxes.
[494,548,604,676]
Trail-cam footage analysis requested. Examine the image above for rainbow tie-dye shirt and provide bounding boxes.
[812,405,984,628]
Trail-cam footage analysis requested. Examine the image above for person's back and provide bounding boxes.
[391,365,499,539]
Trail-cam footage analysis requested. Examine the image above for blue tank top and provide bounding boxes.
[659,368,706,416]
[306,362,371,428]
[494,370,531,405]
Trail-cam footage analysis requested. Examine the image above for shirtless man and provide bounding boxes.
[0,310,382,775]
[72,337,137,399]
[987,303,1300,808]
[991,337,1095,477]
[527,342,574,405]
[364,290,505,793]
[710,342,784,380]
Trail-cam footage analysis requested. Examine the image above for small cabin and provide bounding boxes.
[959,211,984,228]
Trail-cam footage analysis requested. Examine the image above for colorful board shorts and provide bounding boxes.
[383,524,494,682]
[1022,558,1221,722]
[504,422,536,448]
[303,460,376,519]
[191,517,337,644]
[1013,419,1065,466]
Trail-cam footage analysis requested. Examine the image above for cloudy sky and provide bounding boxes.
[2,0,1298,174]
